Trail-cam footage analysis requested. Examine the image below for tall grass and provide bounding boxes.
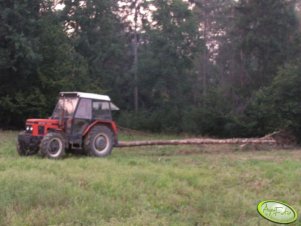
[0,131,300,225]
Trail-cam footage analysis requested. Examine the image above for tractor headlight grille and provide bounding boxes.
[38,126,44,135]
[26,125,33,133]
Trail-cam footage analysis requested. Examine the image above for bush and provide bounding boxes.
[245,62,301,141]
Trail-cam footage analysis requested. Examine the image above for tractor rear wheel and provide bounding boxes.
[40,132,66,159]
[84,125,114,157]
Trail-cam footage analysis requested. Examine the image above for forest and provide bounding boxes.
[1,0,301,139]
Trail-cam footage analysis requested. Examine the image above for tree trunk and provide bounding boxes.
[133,1,139,113]
[117,137,276,147]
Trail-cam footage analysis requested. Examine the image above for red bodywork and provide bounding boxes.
[83,120,118,136]
[26,118,118,142]
[26,119,61,136]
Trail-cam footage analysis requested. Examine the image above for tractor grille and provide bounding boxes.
[38,126,44,135]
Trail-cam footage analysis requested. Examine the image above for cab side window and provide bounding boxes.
[92,101,112,120]
[75,99,92,119]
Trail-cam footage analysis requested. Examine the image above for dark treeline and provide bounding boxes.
[1,0,301,139]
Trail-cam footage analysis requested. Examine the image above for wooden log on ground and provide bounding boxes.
[117,137,276,148]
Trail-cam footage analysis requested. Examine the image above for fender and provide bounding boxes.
[83,120,118,137]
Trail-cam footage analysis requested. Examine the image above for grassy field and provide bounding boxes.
[0,130,301,226]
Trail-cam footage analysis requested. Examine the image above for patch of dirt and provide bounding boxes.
[118,127,151,136]
[175,149,203,155]
[173,144,261,155]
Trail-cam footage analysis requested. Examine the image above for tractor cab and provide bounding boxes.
[52,92,118,120]
[17,92,119,159]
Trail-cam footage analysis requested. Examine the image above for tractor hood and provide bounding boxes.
[26,119,59,125]
[25,119,61,136]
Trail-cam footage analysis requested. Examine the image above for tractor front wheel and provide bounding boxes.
[84,126,114,157]
[40,132,66,159]
[17,131,39,156]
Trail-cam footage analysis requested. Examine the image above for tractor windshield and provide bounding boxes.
[52,97,79,119]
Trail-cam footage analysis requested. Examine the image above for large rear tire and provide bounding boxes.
[17,131,39,156]
[40,132,66,159]
[84,126,114,157]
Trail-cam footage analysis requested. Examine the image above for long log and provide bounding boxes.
[116,138,276,148]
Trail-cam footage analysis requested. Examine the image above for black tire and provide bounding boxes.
[84,125,114,157]
[17,131,39,156]
[40,132,66,159]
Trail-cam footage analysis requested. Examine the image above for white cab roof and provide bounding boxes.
[60,92,119,110]
[60,92,111,101]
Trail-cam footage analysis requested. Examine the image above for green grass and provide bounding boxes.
[0,130,301,225]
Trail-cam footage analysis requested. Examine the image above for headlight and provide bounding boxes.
[26,126,33,131]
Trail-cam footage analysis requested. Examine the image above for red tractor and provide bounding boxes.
[17,92,119,159]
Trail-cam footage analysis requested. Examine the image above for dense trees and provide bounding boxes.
[226,0,298,93]
[0,0,89,127]
[1,0,301,139]
[213,0,301,137]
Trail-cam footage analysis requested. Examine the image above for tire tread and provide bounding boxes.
[40,132,66,159]
[84,125,113,157]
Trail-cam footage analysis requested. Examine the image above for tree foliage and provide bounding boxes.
[61,0,129,97]
[245,62,301,140]
[1,0,301,139]
[0,0,88,127]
